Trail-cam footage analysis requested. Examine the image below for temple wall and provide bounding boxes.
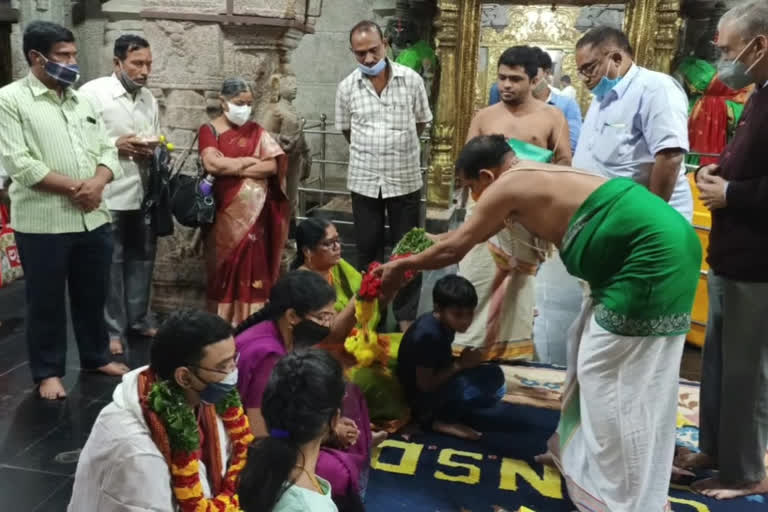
[8,0,313,311]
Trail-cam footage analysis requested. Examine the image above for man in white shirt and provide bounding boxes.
[559,75,578,100]
[336,20,433,330]
[572,26,693,220]
[69,310,246,512]
[80,35,159,355]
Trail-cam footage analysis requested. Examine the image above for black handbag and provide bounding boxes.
[169,125,217,228]
[142,143,175,237]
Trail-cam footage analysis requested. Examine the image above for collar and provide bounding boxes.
[607,63,639,101]
[110,73,146,101]
[26,71,77,102]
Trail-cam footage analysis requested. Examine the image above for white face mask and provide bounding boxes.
[224,102,252,126]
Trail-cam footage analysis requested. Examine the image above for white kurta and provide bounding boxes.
[68,367,230,512]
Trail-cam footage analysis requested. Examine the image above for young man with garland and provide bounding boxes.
[68,310,254,512]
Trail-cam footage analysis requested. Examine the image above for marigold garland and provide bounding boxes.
[345,228,433,368]
[147,379,255,512]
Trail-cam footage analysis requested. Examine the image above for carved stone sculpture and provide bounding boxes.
[261,73,312,271]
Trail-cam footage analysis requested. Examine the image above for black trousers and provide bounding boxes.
[351,189,422,322]
[15,225,113,382]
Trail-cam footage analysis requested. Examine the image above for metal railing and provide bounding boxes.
[297,114,432,226]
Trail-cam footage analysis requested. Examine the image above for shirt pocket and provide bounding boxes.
[76,115,105,157]
[387,91,415,132]
[592,122,631,164]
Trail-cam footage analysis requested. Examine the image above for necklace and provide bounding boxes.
[296,465,323,493]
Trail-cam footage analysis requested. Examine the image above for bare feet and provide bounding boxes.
[109,338,124,355]
[535,432,560,467]
[432,420,482,441]
[38,377,67,400]
[675,451,717,471]
[372,430,388,447]
[670,465,696,481]
[96,362,130,376]
[693,476,768,500]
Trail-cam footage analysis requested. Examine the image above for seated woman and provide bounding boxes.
[199,77,289,325]
[292,218,361,346]
[239,349,352,512]
[235,271,373,511]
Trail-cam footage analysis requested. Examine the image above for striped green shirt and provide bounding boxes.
[0,73,121,234]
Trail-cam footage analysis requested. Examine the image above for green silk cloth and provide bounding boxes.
[330,258,362,313]
[508,138,554,163]
[395,40,437,72]
[560,178,701,337]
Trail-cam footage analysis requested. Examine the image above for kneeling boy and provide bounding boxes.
[397,275,506,440]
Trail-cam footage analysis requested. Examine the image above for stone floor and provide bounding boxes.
[0,254,703,510]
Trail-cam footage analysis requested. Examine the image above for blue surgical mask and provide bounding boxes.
[38,53,80,88]
[592,75,621,101]
[359,58,387,76]
[198,368,238,404]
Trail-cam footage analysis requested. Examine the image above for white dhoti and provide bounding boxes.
[454,198,543,361]
[555,298,685,512]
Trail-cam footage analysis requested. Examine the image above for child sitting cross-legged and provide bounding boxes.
[396,275,506,440]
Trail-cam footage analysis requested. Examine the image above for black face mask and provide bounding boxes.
[293,319,331,348]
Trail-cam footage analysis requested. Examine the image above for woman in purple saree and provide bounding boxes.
[235,271,372,511]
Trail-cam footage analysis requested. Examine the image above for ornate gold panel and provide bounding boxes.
[476,6,592,116]
[427,0,682,208]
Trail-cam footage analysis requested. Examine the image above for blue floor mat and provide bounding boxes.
[365,402,766,512]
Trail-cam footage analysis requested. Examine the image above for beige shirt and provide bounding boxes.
[79,74,160,211]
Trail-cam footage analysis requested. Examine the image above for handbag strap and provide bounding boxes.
[0,205,9,228]
[171,123,219,179]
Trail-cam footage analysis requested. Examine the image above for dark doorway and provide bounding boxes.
[0,23,11,87]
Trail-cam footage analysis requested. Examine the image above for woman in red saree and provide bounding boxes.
[199,78,290,325]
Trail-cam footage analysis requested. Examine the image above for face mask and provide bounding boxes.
[224,102,252,127]
[591,56,622,101]
[293,318,331,348]
[197,368,238,404]
[717,38,762,90]
[38,53,80,88]
[118,65,143,94]
[359,58,387,76]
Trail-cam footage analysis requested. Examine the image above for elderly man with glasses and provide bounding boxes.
[572,26,693,221]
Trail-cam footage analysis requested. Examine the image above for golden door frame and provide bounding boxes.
[426,0,683,207]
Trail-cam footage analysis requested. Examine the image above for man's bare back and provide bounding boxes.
[468,102,572,165]
[476,162,606,246]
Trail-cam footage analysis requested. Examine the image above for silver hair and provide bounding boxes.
[220,77,252,99]
[719,1,768,40]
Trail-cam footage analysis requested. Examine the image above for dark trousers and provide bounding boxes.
[351,189,422,322]
[700,273,768,483]
[15,225,113,382]
[105,210,156,342]
[413,364,506,426]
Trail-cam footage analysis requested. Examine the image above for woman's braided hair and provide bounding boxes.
[237,349,345,511]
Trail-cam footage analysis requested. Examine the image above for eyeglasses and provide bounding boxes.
[191,352,240,375]
[577,51,613,79]
[318,237,342,250]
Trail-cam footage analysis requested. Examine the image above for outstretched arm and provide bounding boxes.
[376,185,510,294]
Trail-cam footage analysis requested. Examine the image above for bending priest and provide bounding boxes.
[375,134,700,512]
